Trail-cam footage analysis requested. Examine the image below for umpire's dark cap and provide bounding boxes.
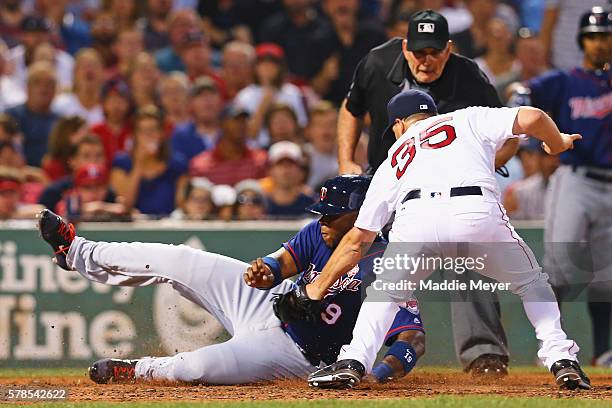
[382,89,437,140]
[307,175,372,216]
[406,9,449,51]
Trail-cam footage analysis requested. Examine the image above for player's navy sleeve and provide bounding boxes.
[282,220,319,272]
[528,70,567,114]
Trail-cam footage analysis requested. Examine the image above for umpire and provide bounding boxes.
[336,9,519,375]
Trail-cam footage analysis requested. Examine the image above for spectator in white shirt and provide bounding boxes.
[234,43,307,146]
[52,48,104,125]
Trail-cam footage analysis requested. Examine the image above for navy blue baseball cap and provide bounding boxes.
[307,175,372,216]
[382,89,437,140]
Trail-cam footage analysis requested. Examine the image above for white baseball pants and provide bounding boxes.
[339,190,579,371]
[67,237,315,384]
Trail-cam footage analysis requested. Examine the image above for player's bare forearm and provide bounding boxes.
[306,227,376,300]
[244,248,298,289]
[338,100,364,174]
[494,138,519,168]
[513,107,582,155]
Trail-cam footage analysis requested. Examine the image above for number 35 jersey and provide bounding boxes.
[282,220,424,365]
[356,106,521,233]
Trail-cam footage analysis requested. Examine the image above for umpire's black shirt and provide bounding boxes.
[346,38,503,171]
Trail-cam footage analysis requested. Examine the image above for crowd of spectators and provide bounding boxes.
[0,0,584,221]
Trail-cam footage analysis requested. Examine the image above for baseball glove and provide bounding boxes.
[272,284,323,324]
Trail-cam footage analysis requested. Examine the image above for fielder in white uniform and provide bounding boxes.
[305,89,591,390]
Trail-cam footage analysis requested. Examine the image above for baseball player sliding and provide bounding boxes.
[36,175,425,385]
[274,90,591,390]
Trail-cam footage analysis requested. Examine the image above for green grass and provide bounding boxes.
[0,367,87,378]
[28,397,610,408]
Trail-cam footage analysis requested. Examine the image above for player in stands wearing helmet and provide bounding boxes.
[36,175,425,385]
[508,6,612,367]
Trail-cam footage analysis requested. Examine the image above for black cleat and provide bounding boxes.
[89,358,140,384]
[308,359,366,389]
[37,209,75,271]
[551,359,591,390]
[468,354,509,378]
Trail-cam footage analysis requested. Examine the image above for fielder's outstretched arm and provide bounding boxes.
[513,107,582,154]
[305,227,377,300]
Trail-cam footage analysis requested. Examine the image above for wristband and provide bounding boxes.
[385,341,418,375]
[371,361,394,383]
[262,256,283,289]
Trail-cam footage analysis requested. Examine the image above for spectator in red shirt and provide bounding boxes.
[190,105,267,186]
[0,166,43,220]
[41,116,89,181]
[91,78,133,167]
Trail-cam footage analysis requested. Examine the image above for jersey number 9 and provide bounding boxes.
[321,303,342,325]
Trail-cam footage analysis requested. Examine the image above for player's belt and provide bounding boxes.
[402,186,483,202]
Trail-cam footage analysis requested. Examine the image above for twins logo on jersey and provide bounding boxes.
[302,263,362,298]
[569,94,612,120]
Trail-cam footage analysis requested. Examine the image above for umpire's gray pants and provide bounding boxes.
[448,270,509,368]
[544,165,612,298]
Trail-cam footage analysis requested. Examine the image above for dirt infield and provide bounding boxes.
[1,370,611,403]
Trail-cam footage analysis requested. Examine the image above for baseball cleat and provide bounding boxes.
[89,358,140,384]
[37,209,75,271]
[308,359,366,389]
[468,354,508,377]
[551,359,591,390]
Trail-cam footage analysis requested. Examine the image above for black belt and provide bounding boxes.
[402,186,483,203]
[571,166,612,183]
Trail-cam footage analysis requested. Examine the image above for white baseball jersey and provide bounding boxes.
[356,106,521,232]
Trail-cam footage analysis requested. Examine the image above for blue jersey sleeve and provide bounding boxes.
[282,220,320,272]
[385,300,425,346]
[528,70,567,113]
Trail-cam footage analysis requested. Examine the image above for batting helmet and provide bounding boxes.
[307,175,372,216]
[577,6,611,49]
